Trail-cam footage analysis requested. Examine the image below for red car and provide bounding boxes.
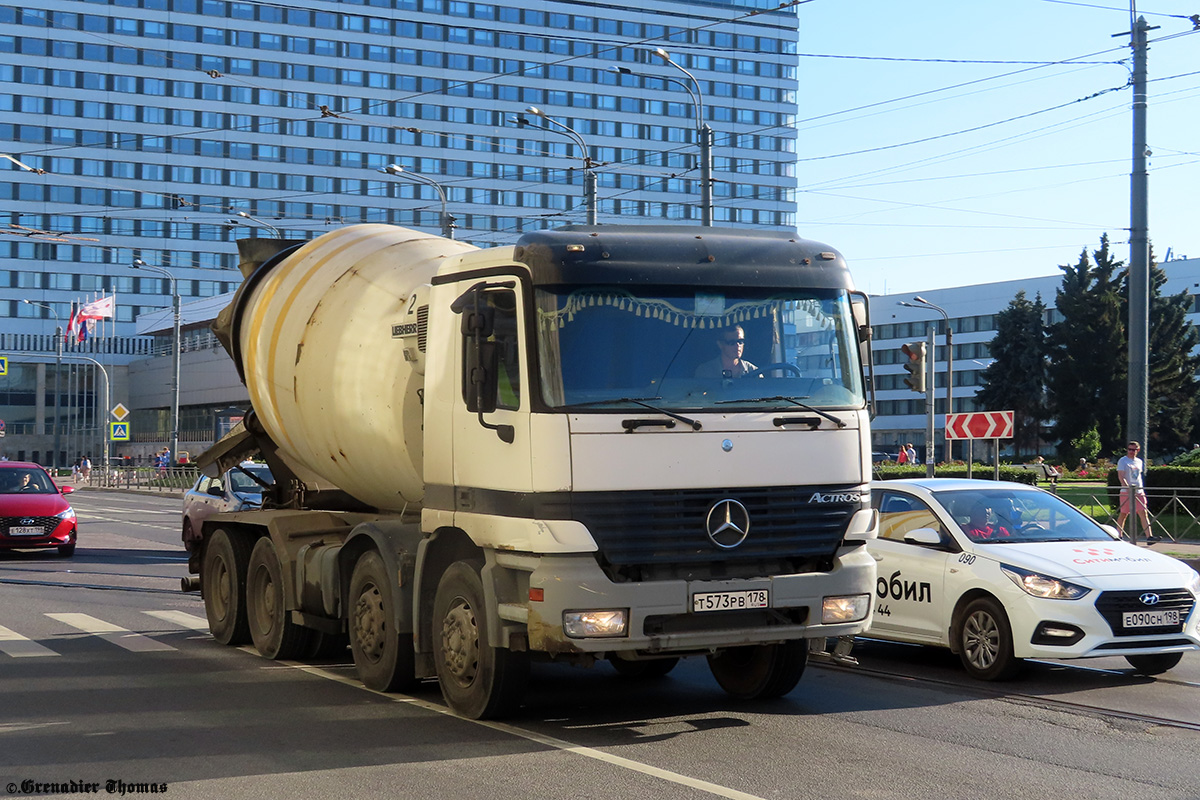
[0,462,77,557]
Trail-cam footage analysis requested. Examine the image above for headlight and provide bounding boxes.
[822,594,871,623]
[1001,564,1090,600]
[1187,571,1200,597]
[55,507,76,521]
[562,609,628,638]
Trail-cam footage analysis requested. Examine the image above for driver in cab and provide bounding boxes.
[695,324,759,379]
[964,502,1011,541]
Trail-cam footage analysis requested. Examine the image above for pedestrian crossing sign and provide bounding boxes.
[0,356,6,376]
[110,421,130,441]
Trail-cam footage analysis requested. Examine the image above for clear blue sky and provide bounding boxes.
[792,0,1198,296]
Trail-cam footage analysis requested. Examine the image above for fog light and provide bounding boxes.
[563,609,628,638]
[822,594,870,624]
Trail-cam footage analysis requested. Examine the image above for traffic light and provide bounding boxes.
[900,342,926,393]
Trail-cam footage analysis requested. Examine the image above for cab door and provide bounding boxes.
[448,282,533,505]
[869,488,957,644]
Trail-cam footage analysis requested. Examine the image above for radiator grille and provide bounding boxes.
[562,485,860,582]
[1094,589,1195,636]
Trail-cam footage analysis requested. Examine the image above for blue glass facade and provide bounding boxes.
[0,0,800,448]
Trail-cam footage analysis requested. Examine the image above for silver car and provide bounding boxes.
[182,462,273,551]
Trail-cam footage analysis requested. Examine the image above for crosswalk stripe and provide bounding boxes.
[143,610,209,631]
[46,613,177,652]
[0,624,59,658]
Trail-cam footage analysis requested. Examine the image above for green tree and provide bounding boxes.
[975,291,1048,457]
[1046,235,1127,456]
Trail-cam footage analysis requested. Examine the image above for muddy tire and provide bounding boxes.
[202,528,252,646]
[707,642,807,700]
[246,537,311,660]
[348,551,416,692]
[433,561,528,719]
[957,597,1022,681]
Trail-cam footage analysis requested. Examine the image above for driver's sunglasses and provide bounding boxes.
[722,338,745,346]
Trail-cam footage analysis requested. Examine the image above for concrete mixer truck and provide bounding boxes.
[185,223,879,719]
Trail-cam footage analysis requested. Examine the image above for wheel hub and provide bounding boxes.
[354,585,386,662]
[440,598,479,687]
[963,610,999,669]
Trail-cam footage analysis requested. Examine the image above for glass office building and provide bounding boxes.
[0,0,801,459]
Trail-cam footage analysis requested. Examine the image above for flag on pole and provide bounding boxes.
[78,295,114,321]
[65,303,79,346]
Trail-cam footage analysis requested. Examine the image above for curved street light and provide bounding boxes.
[22,299,62,471]
[900,297,954,464]
[649,48,714,226]
[522,106,597,226]
[379,164,456,239]
[132,259,181,466]
[60,354,110,479]
[229,210,282,238]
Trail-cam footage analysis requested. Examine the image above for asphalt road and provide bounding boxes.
[1,490,1199,800]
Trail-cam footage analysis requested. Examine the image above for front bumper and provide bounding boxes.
[1009,587,1200,660]
[523,545,876,655]
[0,520,76,552]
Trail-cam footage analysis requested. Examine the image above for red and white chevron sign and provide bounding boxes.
[946,411,1014,440]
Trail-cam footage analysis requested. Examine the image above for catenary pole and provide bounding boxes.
[1126,16,1153,454]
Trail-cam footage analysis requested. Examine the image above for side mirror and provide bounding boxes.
[207,485,225,497]
[1099,524,1122,540]
[60,485,75,495]
[903,527,944,546]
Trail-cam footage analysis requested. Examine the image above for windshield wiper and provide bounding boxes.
[562,397,702,431]
[715,395,845,429]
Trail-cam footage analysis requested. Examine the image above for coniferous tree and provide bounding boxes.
[1124,260,1200,454]
[975,291,1048,457]
[1046,235,1127,456]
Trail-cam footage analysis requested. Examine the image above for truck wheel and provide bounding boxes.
[609,656,680,679]
[433,561,529,719]
[957,597,1022,680]
[246,537,311,660]
[202,528,252,646]
[707,642,807,700]
[1125,652,1183,675]
[348,551,416,692]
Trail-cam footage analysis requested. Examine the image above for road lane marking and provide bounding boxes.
[291,661,768,800]
[144,610,209,630]
[46,613,177,652]
[0,624,59,658]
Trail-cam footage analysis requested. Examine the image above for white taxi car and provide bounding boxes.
[867,479,1200,680]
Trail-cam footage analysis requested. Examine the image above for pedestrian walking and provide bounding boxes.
[1116,441,1154,544]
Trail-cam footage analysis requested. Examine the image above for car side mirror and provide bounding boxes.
[1099,524,1122,540]
[60,485,75,495]
[207,485,225,497]
[903,527,944,546]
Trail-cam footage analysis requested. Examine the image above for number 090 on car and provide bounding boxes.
[692,590,769,613]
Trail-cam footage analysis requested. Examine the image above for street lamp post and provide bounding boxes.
[650,48,713,226]
[523,106,597,225]
[132,259,181,466]
[379,164,456,239]
[61,355,109,480]
[22,299,62,471]
[228,210,282,238]
[901,297,954,463]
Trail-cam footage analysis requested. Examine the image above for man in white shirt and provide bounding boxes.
[1116,441,1154,544]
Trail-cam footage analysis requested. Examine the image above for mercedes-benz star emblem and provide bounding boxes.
[706,499,750,549]
[1139,592,1161,606]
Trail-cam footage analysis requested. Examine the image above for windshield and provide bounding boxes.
[932,488,1114,544]
[535,286,865,411]
[229,466,273,494]
[0,469,56,494]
